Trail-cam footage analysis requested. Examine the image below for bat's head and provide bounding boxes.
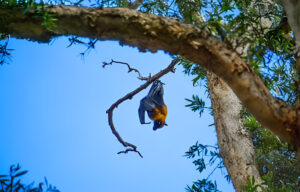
[153,120,167,131]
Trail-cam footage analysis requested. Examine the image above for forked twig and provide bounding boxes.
[103,59,150,80]
[105,58,179,158]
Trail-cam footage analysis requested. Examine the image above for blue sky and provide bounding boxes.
[0,37,234,191]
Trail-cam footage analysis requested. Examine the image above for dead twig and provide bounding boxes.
[106,58,179,158]
[103,59,150,81]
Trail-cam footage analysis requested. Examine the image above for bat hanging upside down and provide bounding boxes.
[138,80,168,131]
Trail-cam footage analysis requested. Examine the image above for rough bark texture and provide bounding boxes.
[1,6,300,150]
[208,2,275,190]
[207,72,262,191]
[180,2,264,190]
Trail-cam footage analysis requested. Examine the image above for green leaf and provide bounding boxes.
[14,171,28,178]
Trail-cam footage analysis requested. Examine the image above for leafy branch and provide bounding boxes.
[0,164,59,192]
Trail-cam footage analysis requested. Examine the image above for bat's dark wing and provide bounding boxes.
[138,80,165,124]
[147,80,164,107]
[139,96,157,124]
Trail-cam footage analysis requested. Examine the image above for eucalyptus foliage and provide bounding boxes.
[0,164,59,192]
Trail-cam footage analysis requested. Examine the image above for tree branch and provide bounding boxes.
[0,5,299,149]
[105,58,178,157]
[102,59,150,80]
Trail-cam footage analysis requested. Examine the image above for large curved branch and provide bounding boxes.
[1,5,299,149]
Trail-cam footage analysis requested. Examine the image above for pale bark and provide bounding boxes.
[179,2,264,190]
[207,72,262,191]
[1,5,300,151]
[208,3,274,190]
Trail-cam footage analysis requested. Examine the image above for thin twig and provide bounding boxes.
[206,161,223,180]
[106,58,179,158]
[103,59,150,80]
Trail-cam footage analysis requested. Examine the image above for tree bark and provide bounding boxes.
[208,2,276,190]
[207,72,262,191]
[177,1,264,190]
[1,5,299,151]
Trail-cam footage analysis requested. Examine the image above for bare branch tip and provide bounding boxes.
[117,148,143,158]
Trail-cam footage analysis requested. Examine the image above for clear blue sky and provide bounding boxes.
[0,37,234,191]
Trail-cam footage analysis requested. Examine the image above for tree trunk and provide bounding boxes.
[204,1,276,190]
[207,72,262,191]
